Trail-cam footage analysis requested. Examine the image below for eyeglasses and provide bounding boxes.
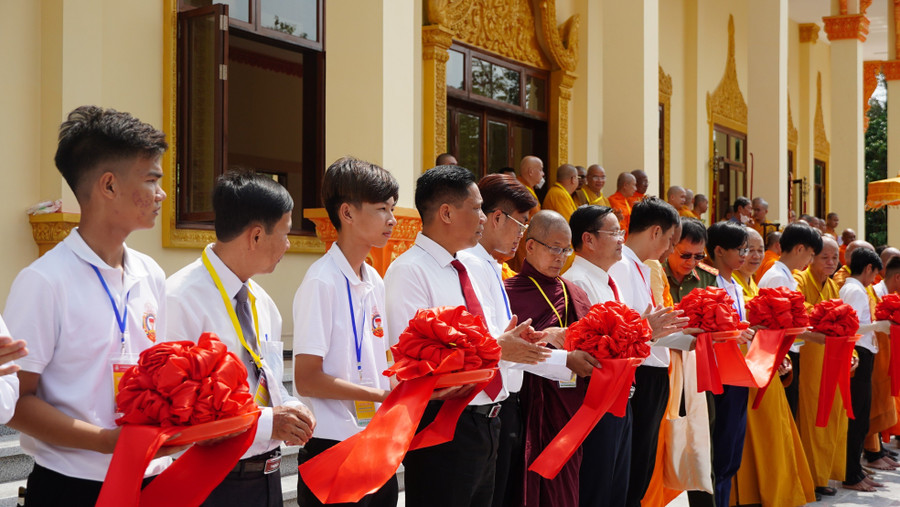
[499,211,529,234]
[529,237,574,257]
[735,247,750,256]
[591,229,626,239]
[675,249,706,261]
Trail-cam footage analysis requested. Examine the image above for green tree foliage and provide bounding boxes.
[865,87,888,247]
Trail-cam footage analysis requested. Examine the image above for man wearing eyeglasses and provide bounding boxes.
[663,218,718,303]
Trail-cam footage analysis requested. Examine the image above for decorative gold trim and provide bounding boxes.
[814,72,831,160]
[422,25,455,171]
[823,14,869,42]
[29,213,80,257]
[706,16,748,134]
[883,60,900,81]
[447,1,551,69]
[538,1,579,73]
[659,65,672,191]
[864,60,884,131]
[160,0,324,253]
[787,95,798,150]
[799,23,820,44]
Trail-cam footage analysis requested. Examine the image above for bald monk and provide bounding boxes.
[505,210,598,507]
[681,189,698,218]
[628,170,648,206]
[665,186,686,212]
[693,194,709,221]
[542,164,580,221]
[834,240,874,288]
[510,156,545,272]
[794,236,848,498]
[584,165,611,207]
[756,231,781,280]
[839,229,857,265]
[608,172,637,233]
[872,247,900,293]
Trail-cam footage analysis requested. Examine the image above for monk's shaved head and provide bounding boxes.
[556,164,577,182]
[845,240,874,263]
[617,172,636,190]
[526,210,572,278]
[527,210,571,243]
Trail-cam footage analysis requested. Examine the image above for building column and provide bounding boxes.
[797,24,819,217]
[570,0,603,168]
[747,0,789,223]
[823,6,869,234]
[601,0,659,191]
[885,0,900,246]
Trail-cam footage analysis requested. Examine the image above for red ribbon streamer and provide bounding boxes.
[694,333,724,394]
[96,414,258,507]
[816,335,859,427]
[891,325,900,397]
[528,358,640,479]
[298,371,494,504]
[748,329,795,409]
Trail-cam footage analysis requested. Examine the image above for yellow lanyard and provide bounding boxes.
[201,249,263,369]
[528,276,568,326]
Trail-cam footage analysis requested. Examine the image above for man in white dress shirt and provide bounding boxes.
[384,165,549,507]
[840,248,883,491]
[0,315,25,424]
[608,197,681,507]
[166,172,315,507]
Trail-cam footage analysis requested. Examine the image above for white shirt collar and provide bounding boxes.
[204,244,248,300]
[326,242,371,287]
[622,245,646,272]
[414,231,457,268]
[844,276,866,291]
[64,227,147,278]
[571,255,611,284]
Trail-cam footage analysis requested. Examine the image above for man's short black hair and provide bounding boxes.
[849,247,882,276]
[885,256,900,278]
[570,205,614,251]
[679,218,707,245]
[478,174,538,215]
[707,221,748,260]
[779,222,823,255]
[322,156,399,231]
[55,105,168,200]
[629,197,680,235]
[732,196,750,213]
[415,165,476,224]
[213,171,294,242]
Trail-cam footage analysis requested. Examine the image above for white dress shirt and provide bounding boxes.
[565,255,618,304]
[874,280,888,300]
[384,232,507,405]
[292,243,392,441]
[609,245,669,367]
[166,245,305,459]
[840,277,877,353]
[0,315,19,425]
[459,244,570,392]
[4,229,170,481]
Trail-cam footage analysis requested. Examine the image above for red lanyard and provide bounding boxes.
[634,261,657,306]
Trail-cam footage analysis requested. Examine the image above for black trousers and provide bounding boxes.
[784,350,801,419]
[580,401,633,507]
[404,400,501,507]
[24,463,155,507]
[297,437,399,507]
[202,449,282,507]
[625,366,670,507]
[845,347,875,485]
[492,393,524,507]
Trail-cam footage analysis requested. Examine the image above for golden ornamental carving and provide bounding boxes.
[787,95,798,149]
[446,0,551,69]
[659,65,672,191]
[538,1,579,73]
[883,60,900,81]
[861,0,873,16]
[706,15,748,133]
[814,72,831,159]
[823,14,869,42]
[426,0,475,27]
[29,213,80,257]
[799,23,820,43]
[422,26,455,61]
[863,60,884,131]
[659,65,673,98]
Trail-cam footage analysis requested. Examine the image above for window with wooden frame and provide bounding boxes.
[176,1,324,235]
[814,159,827,219]
[712,126,747,221]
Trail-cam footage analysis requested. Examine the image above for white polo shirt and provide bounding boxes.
[459,244,569,392]
[609,245,669,367]
[840,277,877,353]
[4,229,170,481]
[0,315,19,425]
[384,232,508,405]
[292,243,392,441]
[166,245,305,459]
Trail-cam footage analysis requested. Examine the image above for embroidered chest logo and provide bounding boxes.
[142,304,157,342]
[371,306,384,338]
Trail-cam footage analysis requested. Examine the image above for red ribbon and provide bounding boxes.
[816,335,859,427]
[96,414,258,507]
[528,358,640,479]
[891,325,900,397]
[298,371,493,504]
[694,333,724,394]
[747,329,796,409]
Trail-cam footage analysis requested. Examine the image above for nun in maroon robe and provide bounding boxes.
[505,259,592,507]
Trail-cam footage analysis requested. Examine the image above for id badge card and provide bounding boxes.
[254,366,273,408]
[110,353,139,413]
[354,378,377,428]
[558,372,577,389]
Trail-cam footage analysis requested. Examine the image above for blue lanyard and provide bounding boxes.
[344,276,364,375]
[90,265,130,345]
[718,274,744,321]
[493,264,512,320]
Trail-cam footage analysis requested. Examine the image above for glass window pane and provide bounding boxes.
[185,11,218,215]
[182,0,250,23]
[714,130,727,158]
[447,49,465,90]
[261,0,318,41]
[472,58,492,99]
[526,75,546,112]
[457,113,482,175]
[512,126,533,166]
[488,121,509,174]
[730,137,744,163]
[492,65,520,105]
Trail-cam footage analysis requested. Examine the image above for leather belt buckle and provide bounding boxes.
[264,455,281,475]
[487,404,502,418]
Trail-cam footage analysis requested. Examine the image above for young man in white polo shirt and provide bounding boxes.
[5,106,175,506]
[166,171,315,507]
[293,157,400,506]
[0,315,26,424]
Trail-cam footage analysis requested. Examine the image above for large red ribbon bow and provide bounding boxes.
[298,306,500,504]
[875,293,900,396]
[97,333,260,507]
[810,299,860,427]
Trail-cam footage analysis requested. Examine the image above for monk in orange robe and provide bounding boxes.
[609,172,636,233]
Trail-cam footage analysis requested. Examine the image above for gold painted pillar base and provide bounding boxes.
[29,213,80,257]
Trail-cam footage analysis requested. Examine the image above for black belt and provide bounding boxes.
[228,448,280,476]
[465,403,502,418]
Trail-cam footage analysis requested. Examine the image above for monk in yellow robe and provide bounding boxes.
[583,165,611,207]
[542,164,579,222]
[864,264,899,469]
[793,236,848,496]
[510,155,543,271]
[731,228,816,507]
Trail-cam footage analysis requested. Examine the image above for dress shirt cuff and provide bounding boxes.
[255,406,274,444]
[547,349,568,366]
